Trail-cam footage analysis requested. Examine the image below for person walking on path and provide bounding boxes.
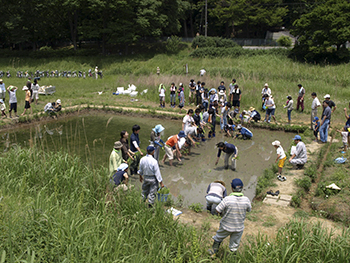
[215,142,238,171]
[296,84,305,112]
[206,180,227,216]
[284,95,293,124]
[209,178,251,256]
[138,146,165,207]
[109,141,124,176]
[311,92,321,129]
[319,101,331,143]
[289,135,307,169]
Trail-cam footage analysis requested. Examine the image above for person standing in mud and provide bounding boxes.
[209,178,251,256]
[150,124,165,162]
[138,146,164,207]
[215,142,238,171]
[109,141,124,176]
[130,125,143,175]
[119,130,135,162]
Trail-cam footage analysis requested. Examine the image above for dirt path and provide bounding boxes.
[174,138,345,245]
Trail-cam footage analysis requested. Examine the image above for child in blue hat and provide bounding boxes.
[313,117,320,142]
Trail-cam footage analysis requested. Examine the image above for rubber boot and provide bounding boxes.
[209,240,221,256]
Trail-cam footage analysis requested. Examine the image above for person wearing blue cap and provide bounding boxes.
[111,163,129,191]
[289,135,307,169]
[215,142,238,171]
[150,124,165,162]
[313,117,320,142]
[209,178,251,256]
[138,146,164,206]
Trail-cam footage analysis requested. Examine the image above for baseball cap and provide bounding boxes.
[324,94,331,99]
[178,131,186,138]
[117,163,128,171]
[293,135,302,140]
[231,178,243,189]
[147,146,155,153]
[313,116,319,122]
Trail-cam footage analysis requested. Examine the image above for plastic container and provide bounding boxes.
[157,192,169,202]
[117,87,124,93]
[123,90,131,95]
[130,91,138,97]
[128,84,137,91]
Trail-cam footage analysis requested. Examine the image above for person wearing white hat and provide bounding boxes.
[7,85,18,118]
[21,86,32,116]
[261,83,271,109]
[31,78,40,105]
[0,79,5,102]
[323,94,337,113]
[111,163,129,191]
[95,66,98,79]
[272,140,286,179]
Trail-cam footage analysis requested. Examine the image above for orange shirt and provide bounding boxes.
[166,135,178,147]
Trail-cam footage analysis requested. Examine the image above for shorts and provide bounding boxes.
[32,91,39,100]
[9,103,17,112]
[266,108,275,116]
[179,103,184,109]
[25,101,31,109]
[0,92,4,99]
[159,96,165,102]
[343,142,348,147]
[278,156,287,168]
[165,145,174,160]
[232,100,240,107]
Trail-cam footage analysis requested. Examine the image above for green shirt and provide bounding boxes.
[109,149,122,175]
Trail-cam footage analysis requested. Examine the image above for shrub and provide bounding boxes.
[166,36,181,54]
[189,203,202,213]
[304,164,317,182]
[191,36,239,49]
[296,176,312,192]
[277,35,292,48]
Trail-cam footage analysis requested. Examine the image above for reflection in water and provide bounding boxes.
[1,114,294,206]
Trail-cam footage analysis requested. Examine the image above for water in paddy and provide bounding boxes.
[1,113,293,206]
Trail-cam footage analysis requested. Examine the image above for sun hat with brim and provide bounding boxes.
[324,94,331,99]
[264,83,268,87]
[293,135,302,141]
[22,86,28,91]
[231,178,243,189]
[56,99,61,104]
[249,107,255,111]
[114,141,123,149]
[117,163,128,171]
[178,130,186,138]
[272,140,281,146]
[0,79,3,82]
[153,124,165,134]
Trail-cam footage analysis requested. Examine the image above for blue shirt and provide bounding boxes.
[130,132,140,153]
[217,143,236,157]
[238,127,253,138]
[138,154,163,182]
[112,170,127,186]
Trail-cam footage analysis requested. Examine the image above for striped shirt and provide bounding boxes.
[216,193,251,232]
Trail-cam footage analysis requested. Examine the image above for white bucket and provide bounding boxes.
[130,91,138,97]
[117,87,124,93]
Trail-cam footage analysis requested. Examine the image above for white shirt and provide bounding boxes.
[183,115,194,131]
[159,88,165,97]
[178,137,186,149]
[32,83,39,92]
[199,69,206,76]
[138,154,163,182]
[311,97,321,110]
[0,83,5,93]
[341,131,348,143]
[8,90,17,103]
[261,87,271,95]
[266,98,275,109]
[276,146,286,159]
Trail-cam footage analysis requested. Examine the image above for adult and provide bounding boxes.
[109,141,124,176]
[189,79,196,104]
[319,100,331,143]
[130,125,143,175]
[235,124,253,140]
[7,85,18,118]
[264,94,277,124]
[215,142,238,171]
[289,135,307,169]
[95,66,98,79]
[220,102,231,132]
[206,180,227,215]
[311,92,321,129]
[111,163,129,191]
[296,84,305,112]
[182,109,194,132]
[231,84,241,112]
[162,131,185,166]
[31,78,40,105]
[0,79,5,102]
[169,82,177,108]
[261,83,271,109]
[138,146,165,207]
[196,82,204,106]
[119,130,135,162]
[209,178,251,255]
[247,107,261,123]
[150,124,165,162]
[229,79,237,105]
[344,102,350,127]
[323,94,337,113]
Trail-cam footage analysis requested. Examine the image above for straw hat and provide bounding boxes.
[249,107,255,111]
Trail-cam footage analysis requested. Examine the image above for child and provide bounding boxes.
[284,95,293,124]
[337,126,349,151]
[158,83,166,108]
[21,86,32,116]
[272,140,287,180]
[201,89,209,111]
[178,86,185,113]
[313,117,320,142]
[7,85,18,118]
[169,82,177,108]
[0,99,6,118]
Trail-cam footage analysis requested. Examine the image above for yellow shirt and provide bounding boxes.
[25,90,31,101]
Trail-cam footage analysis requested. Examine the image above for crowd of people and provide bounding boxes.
[0,78,62,119]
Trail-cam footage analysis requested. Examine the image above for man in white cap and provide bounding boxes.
[209,178,251,256]
[109,141,124,176]
[0,79,5,102]
[289,135,307,169]
[138,146,164,206]
[323,94,336,113]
